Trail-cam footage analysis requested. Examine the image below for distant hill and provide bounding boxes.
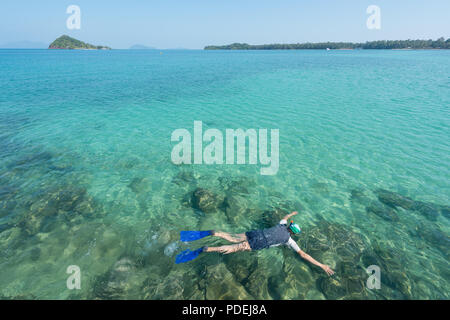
[0,41,48,49]
[205,38,450,50]
[129,44,156,50]
[49,35,111,50]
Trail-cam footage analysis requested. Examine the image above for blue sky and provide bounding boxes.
[0,0,449,49]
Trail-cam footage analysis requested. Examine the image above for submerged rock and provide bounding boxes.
[349,188,372,206]
[319,271,368,300]
[172,171,196,186]
[0,199,17,219]
[11,151,53,169]
[127,177,150,194]
[91,257,139,299]
[55,188,87,212]
[366,201,399,222]
[245,268,272,299]
[26,186,87,216]
[279,254,316,299]
[218,176,253,194]
[224,194,251,222]
[119,157,140,169]
[301,221,368,267]
[48,163,73,173]
[440,206,450,219]
[203,263,253,300]
[0,293,37,300]
[258,208,289,228]
[29,247,41,261]
[316,273,362,300]
[191,188,223,213]
[361,245,412,299]
[0,185,19,220]
[73,194,101,218]
[267,256,315,300]
[0,223,11,233]
[375,189,415,210]
[350,188,367,202]
[412,223,449,259]
[269,198,303,214]
[300,222,371,299]
[0,226,23,253]
[223,251,259,284]
[0,186,18,201]
[375,189,447,221]
[316,257,369,300]
[143,268,203,300]
[15,184,101,236]
[181,191,194,208]
[411,201,439,221]
[311,181,330,194]
[267,273,289,299]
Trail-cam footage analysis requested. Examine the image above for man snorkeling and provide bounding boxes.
[176,211,335,276]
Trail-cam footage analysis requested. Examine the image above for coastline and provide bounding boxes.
[204,39,450,50]
[203,47,450,51]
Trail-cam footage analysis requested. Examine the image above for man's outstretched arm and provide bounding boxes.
[282,211,298,221]
[296,248,335,276]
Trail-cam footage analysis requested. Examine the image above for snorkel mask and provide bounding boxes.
[289,220,301,234]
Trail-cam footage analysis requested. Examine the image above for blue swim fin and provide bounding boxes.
[175,247,205,264]
[180,230,213,242]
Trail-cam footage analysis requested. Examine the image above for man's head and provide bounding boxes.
[288,220,301,235]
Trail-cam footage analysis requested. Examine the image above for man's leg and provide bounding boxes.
[212,231,247,243]
[204,241,251,254]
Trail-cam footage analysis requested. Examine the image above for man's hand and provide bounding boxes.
[321,264,335,276]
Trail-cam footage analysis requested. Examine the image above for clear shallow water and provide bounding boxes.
[0,49,449,299]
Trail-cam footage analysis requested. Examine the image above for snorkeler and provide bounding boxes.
[176,211,335,276]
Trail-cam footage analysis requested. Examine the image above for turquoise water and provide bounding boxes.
[0,49,449,299]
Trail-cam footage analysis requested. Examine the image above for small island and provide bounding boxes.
[205,38,450,50]
[49,35,111,50]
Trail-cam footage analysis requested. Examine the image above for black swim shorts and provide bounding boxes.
[245,230,268,251]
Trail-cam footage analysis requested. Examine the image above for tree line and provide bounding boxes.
[204,38,450,50]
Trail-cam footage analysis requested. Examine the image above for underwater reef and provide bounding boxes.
[0,150,449,300]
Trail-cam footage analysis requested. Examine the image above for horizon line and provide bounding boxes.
[1,37,449,50]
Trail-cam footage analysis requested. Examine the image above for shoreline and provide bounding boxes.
[204,48,450,51]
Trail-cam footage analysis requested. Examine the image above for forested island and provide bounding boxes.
[49,35,111,50]
[205,38,450,50]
